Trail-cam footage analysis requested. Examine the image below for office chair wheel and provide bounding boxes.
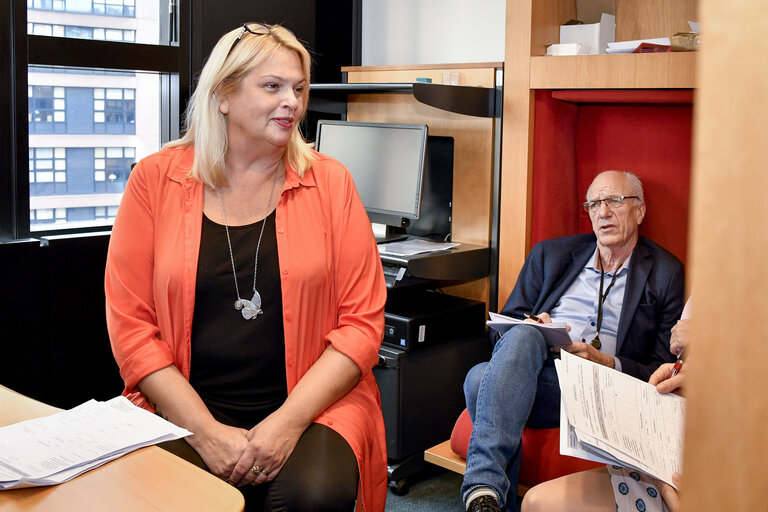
[389,478,409,496]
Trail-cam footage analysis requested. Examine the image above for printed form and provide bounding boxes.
[555,350,685,486]
[0,396,190,489]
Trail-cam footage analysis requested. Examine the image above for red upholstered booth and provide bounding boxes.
[449,89,692,493]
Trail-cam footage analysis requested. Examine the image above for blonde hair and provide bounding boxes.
[167,23,315,188]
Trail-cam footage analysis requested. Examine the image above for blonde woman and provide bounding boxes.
[106,23,387,511]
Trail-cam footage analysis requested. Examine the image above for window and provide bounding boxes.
[28,86,66,134]
[29,147,67,196]
[27,23,136,42]
[93,0,135,17]
[30,207,67,227]
[93,88,135,134]
[28,0,136,17]
[1,0,184,239]
[94,147,135,193]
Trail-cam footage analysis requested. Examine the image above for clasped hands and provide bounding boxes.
[188,411,304,487]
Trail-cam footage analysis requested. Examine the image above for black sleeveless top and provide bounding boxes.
[189,210,288,429]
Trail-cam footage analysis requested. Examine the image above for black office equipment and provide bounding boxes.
[383,291,485,350]
[379,240,489,285]
[404,135,453,241]
[315,120,428,243]
[374,334,491,493]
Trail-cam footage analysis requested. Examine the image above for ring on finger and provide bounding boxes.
[250,464,263,476]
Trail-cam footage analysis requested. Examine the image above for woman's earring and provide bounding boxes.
[219,102,229,114]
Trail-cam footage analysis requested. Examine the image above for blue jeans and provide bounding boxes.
[461,325,561,512]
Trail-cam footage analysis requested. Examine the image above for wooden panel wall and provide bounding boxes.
[343,65,499,304]
[616,0,697,41]
[682,0,768,509]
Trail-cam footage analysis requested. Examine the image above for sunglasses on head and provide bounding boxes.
[226,23,272,58]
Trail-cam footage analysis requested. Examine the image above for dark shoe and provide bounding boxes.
[467,495,501,512]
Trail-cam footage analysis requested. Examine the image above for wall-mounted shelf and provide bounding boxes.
[529,52,696,90]
[309,82,500,118]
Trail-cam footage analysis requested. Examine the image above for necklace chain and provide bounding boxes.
[218,165,281,319]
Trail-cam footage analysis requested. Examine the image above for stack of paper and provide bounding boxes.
[0,396,191,490]
[377,238,459,257]
[606,37,671,54]
[487,312,572,347]
[555,350,685,487]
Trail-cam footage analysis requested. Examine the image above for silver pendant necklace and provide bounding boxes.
[218,168,281,320]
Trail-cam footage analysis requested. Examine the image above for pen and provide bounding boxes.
[671,349,683,376]
[524,313,544,324]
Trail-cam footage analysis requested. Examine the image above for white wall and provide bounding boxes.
[362,0,505,66]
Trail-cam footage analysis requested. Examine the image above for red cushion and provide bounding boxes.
[450,408,472,459]
[449,408,601,486]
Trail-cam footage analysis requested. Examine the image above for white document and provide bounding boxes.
[487,312,572,347]
[606,37,671,54]
[555,350,685,486]
[377,238,459,256]
[0,396,191,490]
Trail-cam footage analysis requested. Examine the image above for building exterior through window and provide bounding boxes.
[27,0,161,230]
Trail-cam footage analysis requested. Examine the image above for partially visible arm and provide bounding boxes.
[560,342,616,368]
[670,319,690,356]
[106,160,248,479]
[656,473,682,512]
[138,366,249,478]
[618,255,685,381]
[499,242,547,319]
[649,361,687,395]
[106,160,176,398]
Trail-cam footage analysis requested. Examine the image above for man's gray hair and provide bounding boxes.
[587,170,644,201]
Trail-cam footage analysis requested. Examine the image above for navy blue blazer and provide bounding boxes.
[499,233,685,381]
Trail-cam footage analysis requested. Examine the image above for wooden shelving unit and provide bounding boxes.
[333,64,502,307]
[498,0,699,306]
[530,51,696,89]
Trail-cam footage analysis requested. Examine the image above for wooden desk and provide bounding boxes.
[0,386,244,512]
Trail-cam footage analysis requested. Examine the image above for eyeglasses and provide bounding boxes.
[226,23,271,58]
[582,195,640,212]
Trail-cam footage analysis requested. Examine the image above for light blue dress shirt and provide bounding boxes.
[549,248,631,371]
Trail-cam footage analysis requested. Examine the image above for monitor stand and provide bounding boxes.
[372,223,409,244]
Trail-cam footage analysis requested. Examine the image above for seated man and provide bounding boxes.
[462,170,684,512]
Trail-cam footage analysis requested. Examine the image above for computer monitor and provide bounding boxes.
[315,120,428,242]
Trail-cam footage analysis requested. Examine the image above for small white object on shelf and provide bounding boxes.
[559,13,616,55]
[546,43,589,56]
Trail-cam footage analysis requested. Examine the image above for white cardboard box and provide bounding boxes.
[559,13,616,55]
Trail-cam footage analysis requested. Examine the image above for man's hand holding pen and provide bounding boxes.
[524,312,551,324]
[649,360,686,395]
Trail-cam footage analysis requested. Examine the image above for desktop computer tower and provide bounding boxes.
[383,290,486,350]
[373,333,491,461]
[406,135,454,241]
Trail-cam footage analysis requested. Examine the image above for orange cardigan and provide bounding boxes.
[105,145,388,511]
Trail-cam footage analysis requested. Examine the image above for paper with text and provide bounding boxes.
[377,238,459,256]
[487,312,572,347]
[555,350,685,486]
[0,396,190,490]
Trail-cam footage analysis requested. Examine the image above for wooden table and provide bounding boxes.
[0,386,244,512]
